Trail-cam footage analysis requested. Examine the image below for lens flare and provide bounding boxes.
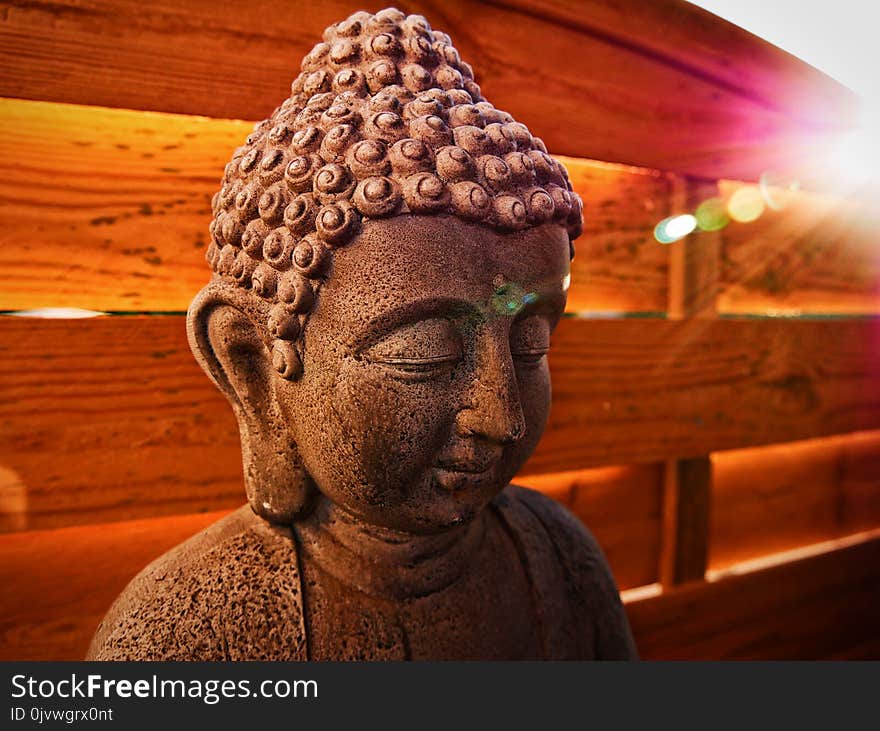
[695,198,730,231]
[727,186,765,223]
[490,281,526,315]
[759,171,800,211]
[824,107,880,189]
[654,214,697,244]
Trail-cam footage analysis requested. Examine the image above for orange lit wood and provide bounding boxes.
[564,159,671,313]
[710,431,880,571]
[536,316,880,471]
[519,464,664,590]
[667,180,722,319]
[0,99,671,313]
[660,182,718,586]
[0,316,243,533]
[0,0,853,180]
[718,182,880,315]
[0,510,230,661]
[0,99,244,312]
[659,457,711,585]
[627,534,880,659]
[2,315,878,533]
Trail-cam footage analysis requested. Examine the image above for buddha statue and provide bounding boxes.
[87,7,637,661]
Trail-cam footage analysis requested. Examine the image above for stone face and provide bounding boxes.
[87,7,637,661]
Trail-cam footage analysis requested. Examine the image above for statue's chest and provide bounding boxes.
[300,519,546,660]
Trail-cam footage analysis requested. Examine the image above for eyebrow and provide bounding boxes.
[347,296,478,351]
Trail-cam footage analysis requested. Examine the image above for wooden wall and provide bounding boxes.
[1,0,878,661]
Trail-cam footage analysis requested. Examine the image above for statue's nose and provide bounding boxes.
[454,334,526,445]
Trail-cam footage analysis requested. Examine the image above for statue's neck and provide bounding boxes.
[294,496,486,600]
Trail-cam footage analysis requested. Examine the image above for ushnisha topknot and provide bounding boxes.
[206,7,583,377]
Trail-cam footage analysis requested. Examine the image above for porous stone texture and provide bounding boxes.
[91,489,634,660]
[87,7,637,661]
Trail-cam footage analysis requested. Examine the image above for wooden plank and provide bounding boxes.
[659,457,711,585]
[2,315,878,533]
[661,180,718,586]
[0,316,243,533]
[710,431,880,571]
[537,316,880,473]
[0,99,244,312]
[667,180,722,319]
[498,0,857,129]
[0,99,670,313]
[627,534,880,659]
[0,0,853,180]
[718,182,880,315]
[520,464,663,590]
[0,510,229,661]
[564,159,670,314]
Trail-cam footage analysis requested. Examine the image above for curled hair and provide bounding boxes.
[207,7,583,373]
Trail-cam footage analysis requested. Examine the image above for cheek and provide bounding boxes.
[294,362,458,501]
[510,362,552,460]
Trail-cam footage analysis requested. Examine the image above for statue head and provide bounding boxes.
[187,7,582,533]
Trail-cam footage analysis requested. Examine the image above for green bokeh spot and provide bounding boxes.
[695,197,730,232]
[490,281,526,316]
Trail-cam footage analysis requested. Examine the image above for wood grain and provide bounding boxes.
[520,464,663,590]
[498,0,856,129]
[535,316,880,473]
[0,99,671,313]
[659,457,711,585]
[661,180,718,585]
[628,534,880,659]
[564,159,670,314]
[2,315,878,533]
[0,99,243,312]
[3,99,871,316]
[718,182,880,315]
[0,0,853,180]
[710,430,880,571]
[0,316,243,532]
[667,180,722,319]
[0,510,228,661]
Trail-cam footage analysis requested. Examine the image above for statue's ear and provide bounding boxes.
[186,285,273,420]
[186,284,316,524]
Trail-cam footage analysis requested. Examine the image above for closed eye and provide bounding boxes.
[362,317,462,381]
[509,315,551,366]
[511,347,548,364]
[371,354,460,381]
[380,354,461,367]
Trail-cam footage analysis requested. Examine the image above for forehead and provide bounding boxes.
[308,215,570,340]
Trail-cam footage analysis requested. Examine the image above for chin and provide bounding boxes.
[406,504,482,534]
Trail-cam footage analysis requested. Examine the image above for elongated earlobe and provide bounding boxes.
[187,283,316,523]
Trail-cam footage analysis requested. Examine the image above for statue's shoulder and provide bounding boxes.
[87,505,307,660]
[494,484,608,567]
[494,484,639,659]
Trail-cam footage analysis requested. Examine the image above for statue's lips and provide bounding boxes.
[436,462,492,474]
[435,444,501,474]
[432,458,499,493]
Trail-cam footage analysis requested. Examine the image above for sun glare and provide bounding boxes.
[688,0,880,188]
